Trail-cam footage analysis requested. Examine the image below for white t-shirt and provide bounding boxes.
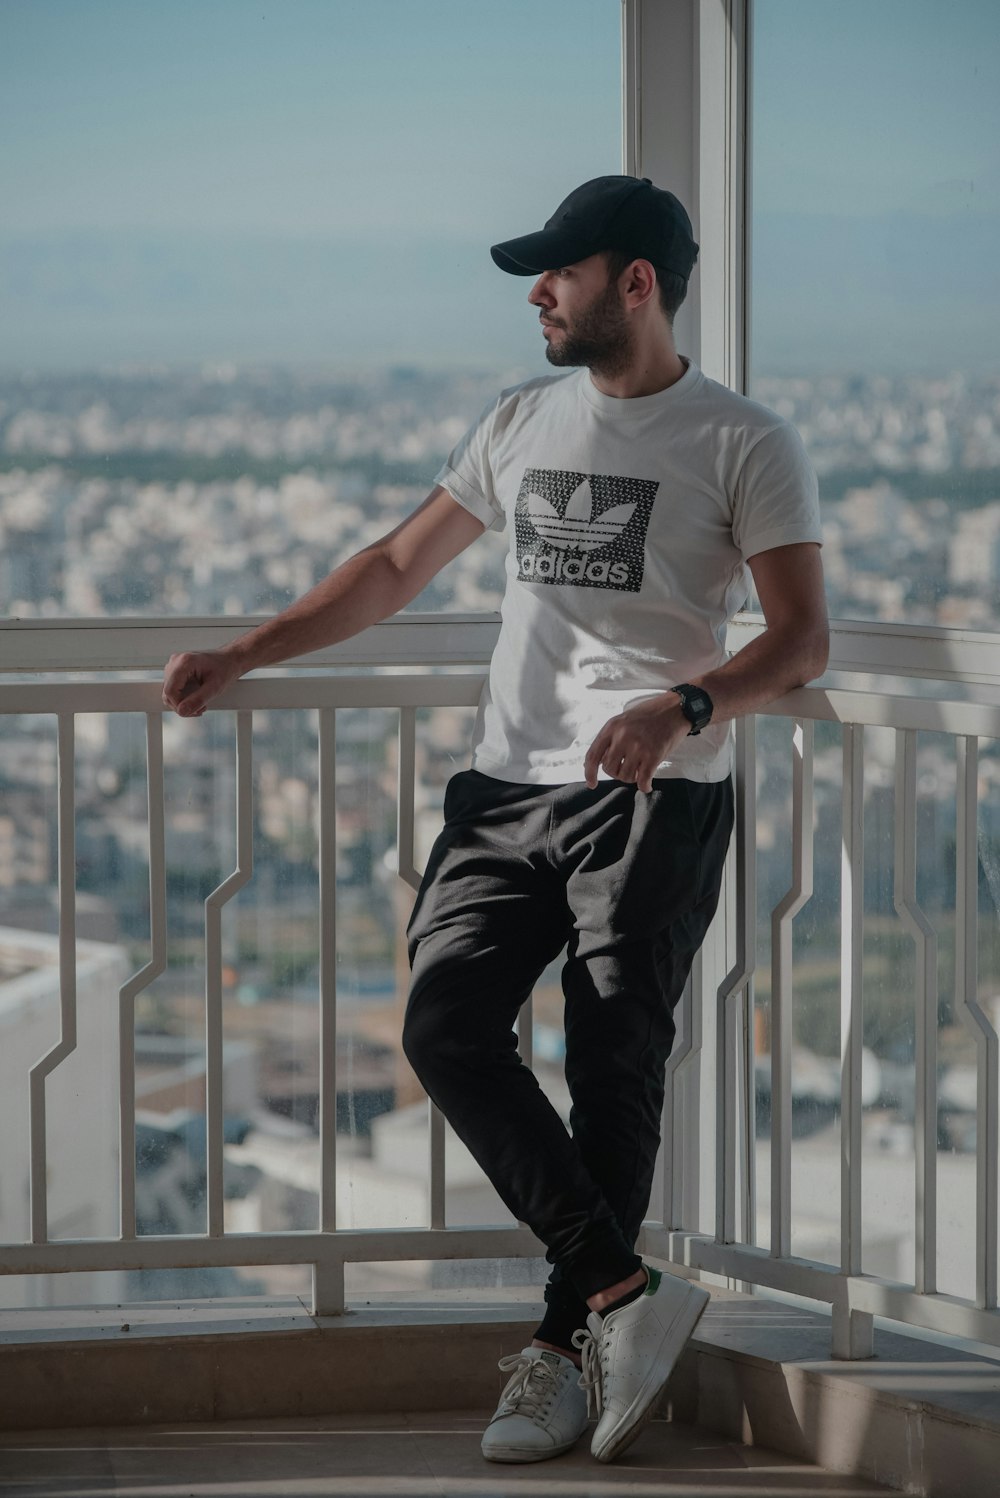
[435,357,822,785]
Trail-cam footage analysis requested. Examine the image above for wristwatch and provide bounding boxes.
[672,683,714,736]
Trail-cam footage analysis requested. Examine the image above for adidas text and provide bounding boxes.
[520,552,631,586]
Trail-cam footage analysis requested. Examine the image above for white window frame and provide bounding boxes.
[622,0,749,391]
[621,0,755,1275]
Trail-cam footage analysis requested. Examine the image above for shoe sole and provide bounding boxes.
[481,1432,587,1463]
[591,1282,710,1464]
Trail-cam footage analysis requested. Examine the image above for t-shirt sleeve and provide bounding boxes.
[433,398,506,533]
[731,421,823,560]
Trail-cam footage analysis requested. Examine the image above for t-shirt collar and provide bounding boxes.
[579,356,701,417]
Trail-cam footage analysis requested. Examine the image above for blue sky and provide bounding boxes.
[1,0,998,374]
[752,0,1000,374]
[0,0,620,371]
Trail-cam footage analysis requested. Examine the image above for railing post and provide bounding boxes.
[836,723,873,1358]
[955,735,998,1312]
[119,712,168,1241]
[204,710,254,1238]
[396,706,421,892]
[663,964,698,1233]
[429,1102,447,1231]
[894,729,938,1296]
[312,1257,345,1317]
[714,715,756,1251]
[28,713,79,1245]
[770,720,814,1261]
[318,708,338,1235]
[832,1301,875,1361]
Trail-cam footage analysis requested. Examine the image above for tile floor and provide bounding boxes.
[0,1411,896,1497]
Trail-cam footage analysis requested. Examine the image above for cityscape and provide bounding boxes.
[2,364,1000,628]
[1,361,999,1309]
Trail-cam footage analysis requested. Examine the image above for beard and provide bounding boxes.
[543,278,633,378]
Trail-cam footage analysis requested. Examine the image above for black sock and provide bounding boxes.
[600,1270,648,1318]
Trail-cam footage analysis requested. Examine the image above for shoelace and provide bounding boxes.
[494,1353,561,1420]
[571,1326,604,1419]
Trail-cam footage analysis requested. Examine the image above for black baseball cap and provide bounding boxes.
[491,175,699,280]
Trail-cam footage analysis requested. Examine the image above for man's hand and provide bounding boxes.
[584,694,689,793]
[582,544,827,780]
[162,649,241,718]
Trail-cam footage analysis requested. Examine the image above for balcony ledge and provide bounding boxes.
[1,1285,998,1496]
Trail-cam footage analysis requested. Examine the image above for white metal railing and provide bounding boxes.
[0,617,999,1359]
[650,677,1000,1361]
[0,671,539,1316]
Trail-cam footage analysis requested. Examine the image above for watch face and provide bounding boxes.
[677,684,712,730]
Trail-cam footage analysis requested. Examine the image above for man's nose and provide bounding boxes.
[528,273,554,307]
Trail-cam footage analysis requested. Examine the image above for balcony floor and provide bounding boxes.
[0,1409,894,1496]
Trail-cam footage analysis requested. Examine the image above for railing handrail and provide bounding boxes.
[3,611,1000,683]
[0,673,486,715]
[0,612,503,673]
[2,674,1000,740]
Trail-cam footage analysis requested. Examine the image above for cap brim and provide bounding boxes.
[490,227,595,275]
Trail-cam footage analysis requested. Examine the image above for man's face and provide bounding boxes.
[527,253,631,375]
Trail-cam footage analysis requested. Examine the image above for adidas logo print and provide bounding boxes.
[526,479,636,554]
[514,466,658,594]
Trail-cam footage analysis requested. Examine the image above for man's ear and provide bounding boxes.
[624,259,658,308]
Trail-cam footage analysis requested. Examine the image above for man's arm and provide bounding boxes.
[162,486,485,716]
[584,542,829,791]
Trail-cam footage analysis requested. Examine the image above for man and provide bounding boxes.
[163,175,828,1466]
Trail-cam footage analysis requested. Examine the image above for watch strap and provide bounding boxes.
[672,682,714,735]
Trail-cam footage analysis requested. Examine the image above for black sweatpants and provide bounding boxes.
[403,767,734,1353]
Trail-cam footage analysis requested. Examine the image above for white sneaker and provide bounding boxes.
[480,1346,589,1463]
[573,1265,710,1464]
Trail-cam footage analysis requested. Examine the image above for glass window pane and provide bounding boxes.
[750,0,1000,1312]
[0,0,621,618]
[750,0,1000,633]
[0,1,622,1313]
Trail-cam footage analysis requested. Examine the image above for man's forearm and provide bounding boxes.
[222,545,410,674]
[164,487,484,716]
[687,623,829,725]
